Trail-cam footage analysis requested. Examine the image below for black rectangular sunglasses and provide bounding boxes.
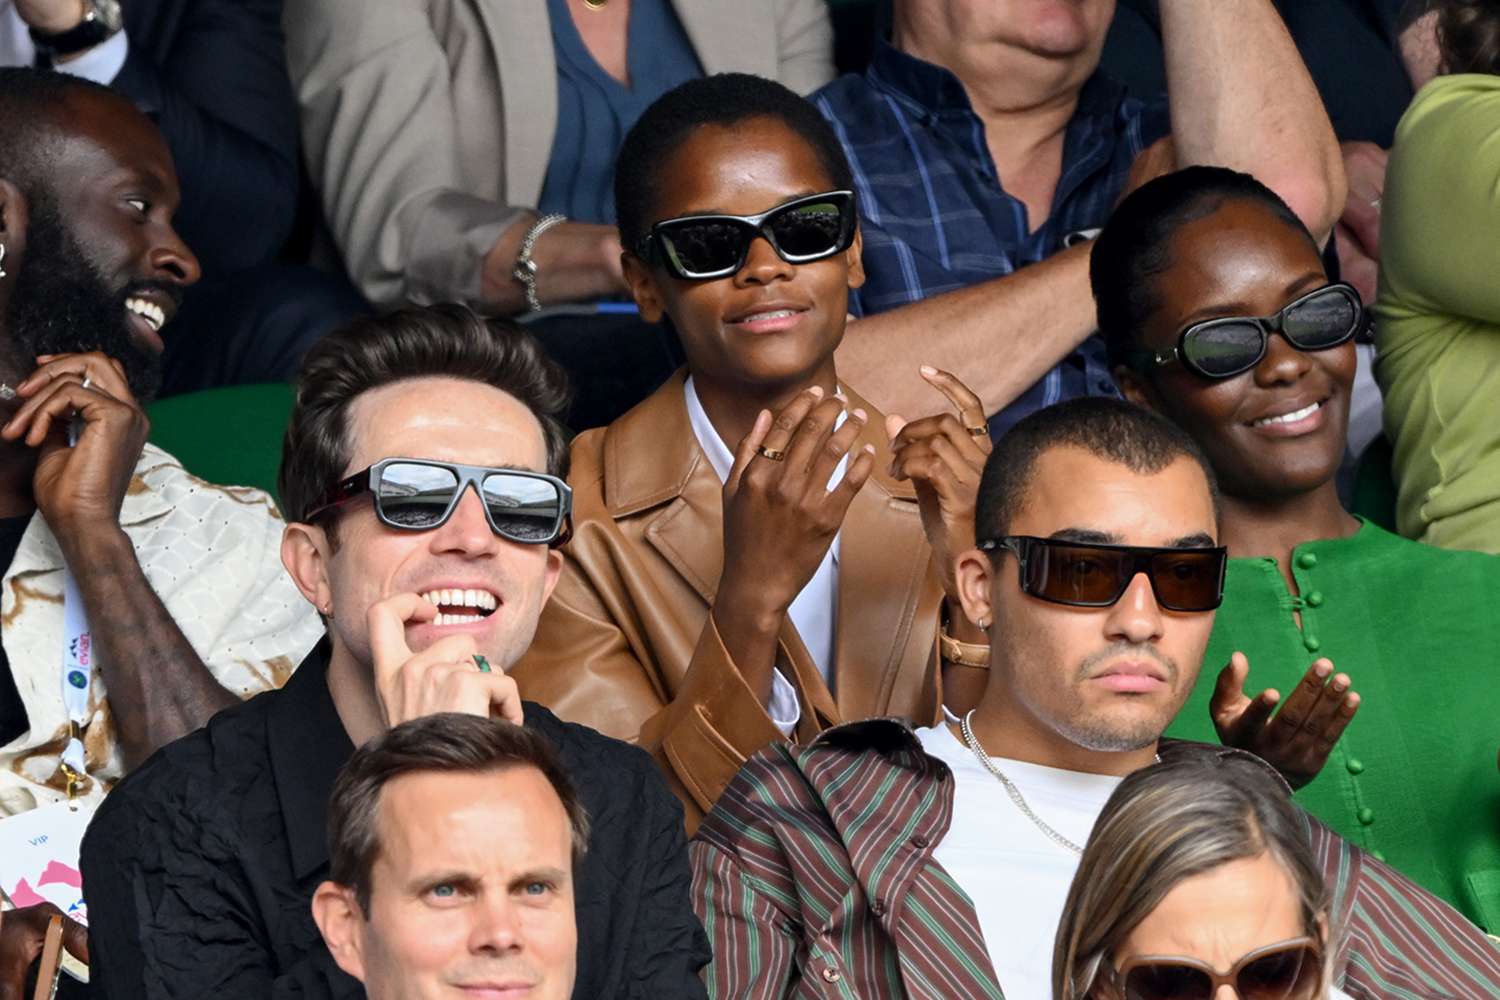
[305,458,573,546]
[638,190,857,280]
[980,535,1227,612]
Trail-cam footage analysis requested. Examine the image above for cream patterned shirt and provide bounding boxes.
[0,444,323,817]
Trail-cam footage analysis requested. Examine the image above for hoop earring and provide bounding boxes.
[0,243,7,279]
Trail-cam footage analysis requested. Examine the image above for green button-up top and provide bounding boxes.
[1167,519,1500,931]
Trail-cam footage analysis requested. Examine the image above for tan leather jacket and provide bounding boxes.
[513,372,944,829]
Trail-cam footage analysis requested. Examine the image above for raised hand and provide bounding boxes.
[367,593,524,727]
[712,386,876,703]
[1210,652,1361,789]
[886,365,992,604]
[0,353,149,555]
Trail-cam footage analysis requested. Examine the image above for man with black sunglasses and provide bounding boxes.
[80,305,710,999]
[691,397,1500,999]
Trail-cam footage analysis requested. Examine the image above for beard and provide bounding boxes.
[4,193,170,401]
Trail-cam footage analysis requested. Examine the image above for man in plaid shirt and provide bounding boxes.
[811,0,1348,435]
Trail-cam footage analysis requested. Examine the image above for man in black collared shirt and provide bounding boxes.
[80,306,710,999]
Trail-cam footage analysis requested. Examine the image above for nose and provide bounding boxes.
[428,486,498,556]
[149,223,202,288]
[1103,571,1165,645]
[1252,329,1312,387]
[734,232,795,287]
[468,894,523,954]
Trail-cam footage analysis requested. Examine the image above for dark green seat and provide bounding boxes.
[1350,434,1398,533]
[147,383,295,506]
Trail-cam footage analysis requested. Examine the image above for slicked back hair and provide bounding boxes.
[614,73,854,254]
[326,713,590,914]
[974,397,1219,544]
[0,68,119,201]
[1091,166,1318,372]
[279,303,572,530]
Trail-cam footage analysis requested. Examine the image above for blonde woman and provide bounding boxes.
[1053,752,1339,1000]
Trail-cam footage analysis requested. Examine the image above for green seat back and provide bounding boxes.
[1350,435,1398,532]
[147,383,295,505]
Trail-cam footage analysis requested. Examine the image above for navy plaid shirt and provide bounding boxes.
[812,42,1170,435]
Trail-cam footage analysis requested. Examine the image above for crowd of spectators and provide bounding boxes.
[1,0,1498,998]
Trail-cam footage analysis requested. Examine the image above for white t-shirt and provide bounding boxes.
[917,723,1356,1000]
[919,723,1123,1000]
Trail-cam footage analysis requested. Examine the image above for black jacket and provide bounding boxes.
[80,642,710,999]
[113,0,300,273]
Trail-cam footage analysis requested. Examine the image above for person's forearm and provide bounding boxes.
[61,529,236,767]
[480,217,627,314]
[1159,0,1345,240]
[708,587,784,708]
[834,242,1096,419]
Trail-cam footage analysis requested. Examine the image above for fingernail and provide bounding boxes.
[920,364,937,376]
[852,408,867,422]
[863,443,876,454]
[1314,662,1331,677]
[808,386,824,398]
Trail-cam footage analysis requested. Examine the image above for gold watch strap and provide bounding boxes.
[940,624,990,668]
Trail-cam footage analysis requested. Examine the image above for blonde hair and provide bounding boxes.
[1052,751,1335,999]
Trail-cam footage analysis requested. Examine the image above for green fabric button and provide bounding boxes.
[1306,591,1324,607]
[1358,807,1375,825]
[1304,635,1321,652]
[1297,552,1318,569]
[1346,758,1364,774]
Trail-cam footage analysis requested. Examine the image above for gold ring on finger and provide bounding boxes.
[755,445,787,462]
[964,424,988,438]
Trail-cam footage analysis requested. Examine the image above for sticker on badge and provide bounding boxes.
[0,802,94,983]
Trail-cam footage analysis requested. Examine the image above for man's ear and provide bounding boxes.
[621,252,667,324]
[954,548,995,634]
[845,225,865,291]
[540,545,564,608]
[1114,364,1157,411]
[282,521,334,616]
[0,178,31,263]
[311,881,368,984]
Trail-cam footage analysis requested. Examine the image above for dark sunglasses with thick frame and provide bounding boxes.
[1104,937,1323,1000]
[304,458,573,546]
[979,535,1227,613]
[636,190,857,281]
[1127,282,1363,380]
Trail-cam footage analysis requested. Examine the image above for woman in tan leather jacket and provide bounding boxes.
[511,75,991,828]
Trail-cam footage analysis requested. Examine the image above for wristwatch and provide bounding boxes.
[30,0,124,58]
[511,213,567,314]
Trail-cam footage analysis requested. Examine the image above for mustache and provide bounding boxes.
[1076,642,1179,684]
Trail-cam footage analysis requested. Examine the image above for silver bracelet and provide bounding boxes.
[511,213,567,313]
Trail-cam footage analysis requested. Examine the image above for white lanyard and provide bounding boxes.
[59,569,92,800]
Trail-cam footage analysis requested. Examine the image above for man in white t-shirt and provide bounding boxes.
[691,396,1500,1000]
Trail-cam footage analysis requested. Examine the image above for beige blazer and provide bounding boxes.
[511,373,945,830]
[284,0,835,307]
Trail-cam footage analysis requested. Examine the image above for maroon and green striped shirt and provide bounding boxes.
[691,719,1500,999]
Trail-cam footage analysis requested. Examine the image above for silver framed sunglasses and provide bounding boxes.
[305,458,573,546]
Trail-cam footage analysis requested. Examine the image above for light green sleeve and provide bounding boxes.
[1379,74,1500,326]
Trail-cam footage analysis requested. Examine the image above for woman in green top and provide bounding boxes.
[1091,164,1500,932]
[1376,0,1500,553]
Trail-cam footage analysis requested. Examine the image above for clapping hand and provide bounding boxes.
[886,365,992,605]
[1210,652,1360,789]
